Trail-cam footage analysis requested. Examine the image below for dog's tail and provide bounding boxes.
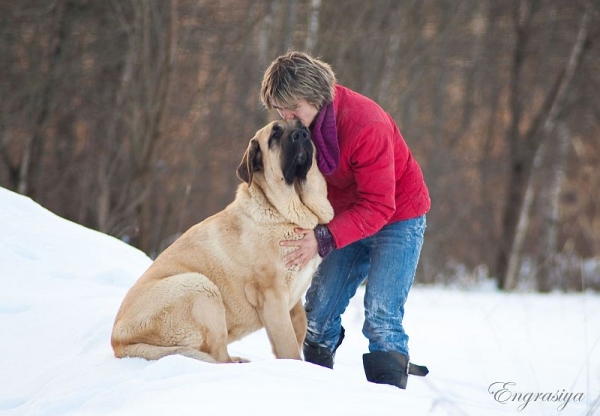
[113,342,218,363]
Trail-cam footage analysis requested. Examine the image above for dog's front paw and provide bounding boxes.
[230,356,250,363]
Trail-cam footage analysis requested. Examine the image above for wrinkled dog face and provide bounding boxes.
[237,120,314,186]
[274,120,313,185]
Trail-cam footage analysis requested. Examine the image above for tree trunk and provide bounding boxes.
[536,123,570,291]
[494,0,537,289]
[305,0,320,54]
[501,2,592,290]
[18,1,67,197]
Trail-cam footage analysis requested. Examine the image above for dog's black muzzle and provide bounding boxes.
[282,124,313,185]
[291,127,310,164]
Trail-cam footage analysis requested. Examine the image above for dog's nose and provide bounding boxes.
[292,129,309,142]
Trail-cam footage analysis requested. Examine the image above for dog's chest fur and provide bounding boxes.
[286,256,321,307]
[253,223,321,307]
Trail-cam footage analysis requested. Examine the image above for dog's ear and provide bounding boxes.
[236,138,262,185]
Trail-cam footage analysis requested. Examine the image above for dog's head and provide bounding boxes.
[237,120,314,187]
[236,119,333,227]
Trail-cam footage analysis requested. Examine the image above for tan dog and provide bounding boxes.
[111,120,334,363]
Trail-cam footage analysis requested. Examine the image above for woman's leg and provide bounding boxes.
[362,215,426,356]
[304,240,369,353]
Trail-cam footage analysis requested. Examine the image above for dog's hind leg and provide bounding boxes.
[186,274,241,363]
[120,343,218,362]
[113,272,237,364]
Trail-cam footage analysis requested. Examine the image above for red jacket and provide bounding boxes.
[325,85,430,249]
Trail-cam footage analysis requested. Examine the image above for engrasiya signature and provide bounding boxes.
[488,381,585,411]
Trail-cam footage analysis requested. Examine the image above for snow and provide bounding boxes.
[1,186,599,416]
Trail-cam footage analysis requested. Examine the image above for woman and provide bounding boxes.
[260,51,430,389]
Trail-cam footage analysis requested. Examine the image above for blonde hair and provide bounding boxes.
[260,51,336,110]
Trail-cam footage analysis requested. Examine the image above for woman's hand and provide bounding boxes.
[280,228,318,270]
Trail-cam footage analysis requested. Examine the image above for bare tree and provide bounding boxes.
[536,123,571,291]
[501,1,592,290]
[17,1,68,197]
[305,0,320,53]
[93,0,176,251]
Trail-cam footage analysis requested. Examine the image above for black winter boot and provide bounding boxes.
[303,327,345,369]
[303,340,334,368]
[363,351,429,389]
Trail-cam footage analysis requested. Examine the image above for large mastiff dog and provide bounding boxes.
[111,120,334,363]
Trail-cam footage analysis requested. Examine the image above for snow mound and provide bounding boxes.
[1,186,598,415]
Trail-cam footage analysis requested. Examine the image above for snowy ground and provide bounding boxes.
[1,186,599,416]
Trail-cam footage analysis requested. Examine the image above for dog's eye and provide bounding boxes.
[268,125,283,148]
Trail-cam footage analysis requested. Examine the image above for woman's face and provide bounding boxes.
[273,99,319,128]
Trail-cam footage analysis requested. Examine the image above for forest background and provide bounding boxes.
[1,0,599,292]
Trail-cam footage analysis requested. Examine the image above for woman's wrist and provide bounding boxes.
[314,225,335,258]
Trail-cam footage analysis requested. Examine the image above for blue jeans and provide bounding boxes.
[304,215,426,357]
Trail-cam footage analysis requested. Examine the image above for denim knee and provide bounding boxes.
[361,216,425,354]
[304,242,368,350]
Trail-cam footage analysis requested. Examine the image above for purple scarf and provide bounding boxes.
[310,102,340,175]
